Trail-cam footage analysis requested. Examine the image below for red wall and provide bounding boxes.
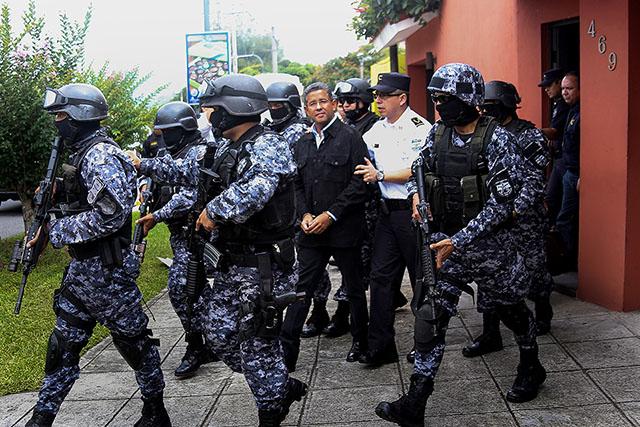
[577,0,633,310]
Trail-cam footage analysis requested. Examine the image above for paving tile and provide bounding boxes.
[224,370,312,396]
[513,403,632,426]
[552,314,634,343]
[161,363,228,398]
[0,392,37,426]
[458,308,484,327]
[205,392,303,426]
[484,343,579,377]
[302,385,400,424]
[589,366,640,403]
[317,333,353,361]
[616,311,640,336]
[65,372,139,401]
[82,348,135,373]
[110,395,215,427]
[465,325,555,347]
[313,359,400,390]
[53,399,126,427]
[620,402,640,426]
[564,337,640,369]
[496,371,608,410]
[426,377,507,416]
[550,293,610,319]
[426,411,517,426]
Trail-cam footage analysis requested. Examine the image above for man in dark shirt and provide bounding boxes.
[280,82,370,371]
[539,68,570,226]
[556,72,580,266]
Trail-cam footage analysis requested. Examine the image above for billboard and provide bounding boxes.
[185,31,231,104]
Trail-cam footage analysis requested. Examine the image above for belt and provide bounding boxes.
[384,198,411,211]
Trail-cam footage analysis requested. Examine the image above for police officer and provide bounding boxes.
[26,84,169,427]
[375,64,546,426]
[539,68,570,228]
[334,78,380,135]
[265,81,308,150]
[194,74,307,425]
[355,72,432,366]
[461,81,554,359]
[133,102,218,378]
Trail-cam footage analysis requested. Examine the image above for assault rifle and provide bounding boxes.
[8,137,64,314]
[132,176,154,263]
[412,156,439,334]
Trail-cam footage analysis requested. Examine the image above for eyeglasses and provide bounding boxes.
[373,92,402,100]
[338,96,359,105]
[306,98,332,108]
[430,94,453,104]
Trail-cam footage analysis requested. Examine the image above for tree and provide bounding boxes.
[236,29,283,73]
[351,0,441,40]
[279,61,317,87]
[0,1,91,225]
[80,64,165,148]
[309,45,386,89]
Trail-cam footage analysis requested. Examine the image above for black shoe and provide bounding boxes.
[506,346,547,403]
[134,394,171,427]
[461,331,504,358]
[25,411,55,427]
[258,409,281,427]
[375,374,433,426]
[300,302,329,338]
[359,345,399,367]
[280,377,308,421]
[393,292,408,310]
[534,297,553,336]
[347,341,366,362]
[174,333,215,378]
[322,300,350,338]
[406,348,416,364]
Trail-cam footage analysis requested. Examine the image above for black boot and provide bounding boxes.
[279,377,308,421]
[25,410,55,427]
[534,297,553,336]
[506,345,547,403]
[375,374,433,426]
[301,301,329,338]
[258,409,282,427]
[462,311,503,358]
[134,394,171,427]
[323,300,350,337]
[393,291,408,310]
[175,333,217,379]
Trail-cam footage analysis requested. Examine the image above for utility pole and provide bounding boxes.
[271,26,278,73]
[203,0,211,31]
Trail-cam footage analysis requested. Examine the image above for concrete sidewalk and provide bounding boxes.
[2,267,640,426]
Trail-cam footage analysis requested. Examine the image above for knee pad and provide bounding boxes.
[111,329,159,371]
[44,329,81,375]
[414,313,450,354]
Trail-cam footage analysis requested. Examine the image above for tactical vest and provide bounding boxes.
[55,136,132,262]
[426,116,497,235]
[504,118,549,171]
[210,129,295,246]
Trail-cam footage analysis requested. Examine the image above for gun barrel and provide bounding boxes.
[14,275,28,315]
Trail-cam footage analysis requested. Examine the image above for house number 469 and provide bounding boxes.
[588,19,617,71]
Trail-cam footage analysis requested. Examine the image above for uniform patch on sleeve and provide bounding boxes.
[411,117,424,127]
[86,177,105,204]
[488,165,516,203]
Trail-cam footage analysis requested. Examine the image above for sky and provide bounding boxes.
[5,0,367,99]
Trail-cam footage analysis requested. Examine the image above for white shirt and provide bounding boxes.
[364,107,432,199]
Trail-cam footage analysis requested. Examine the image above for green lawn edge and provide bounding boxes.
[0,212,171,396]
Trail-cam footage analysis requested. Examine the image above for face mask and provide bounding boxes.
[482,103,513,123]
[269,104,293,125]
[55,117,80,141]
[344,106,368,122]
[209,107,252,135]
[162,127,185,153]
[436,96,479,127]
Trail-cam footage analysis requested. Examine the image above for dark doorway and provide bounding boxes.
[549,18,580,72]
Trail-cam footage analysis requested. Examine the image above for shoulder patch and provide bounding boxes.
[411,117,425,127]
[87,177,105,204]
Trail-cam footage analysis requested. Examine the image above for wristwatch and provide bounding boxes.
[376,170,385,182]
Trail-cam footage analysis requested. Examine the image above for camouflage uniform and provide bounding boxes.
[201,129,298,411]
[35,133,165,417]
[140,142,207,332]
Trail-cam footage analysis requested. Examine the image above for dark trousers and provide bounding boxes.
[545,157,566,227]
[281,244,366,368]
[368,208,417,351]
[556,169,580,260]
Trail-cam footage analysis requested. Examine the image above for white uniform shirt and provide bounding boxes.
[364,107,432,200]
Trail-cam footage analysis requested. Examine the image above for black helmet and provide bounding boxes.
[266,82,301,108]
[43,83,108,121]
[199,74,268,116]
[484,81,521,109]
[334,78,373,104]
[154,102,198,131]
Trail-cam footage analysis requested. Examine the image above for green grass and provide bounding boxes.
[0,213,171,396]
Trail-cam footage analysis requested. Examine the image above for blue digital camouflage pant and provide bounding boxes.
[198,260,298,411]
[34,250,165,415]
[518,209,554,300]
[413,231,536,379]
[168,233,204,333]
